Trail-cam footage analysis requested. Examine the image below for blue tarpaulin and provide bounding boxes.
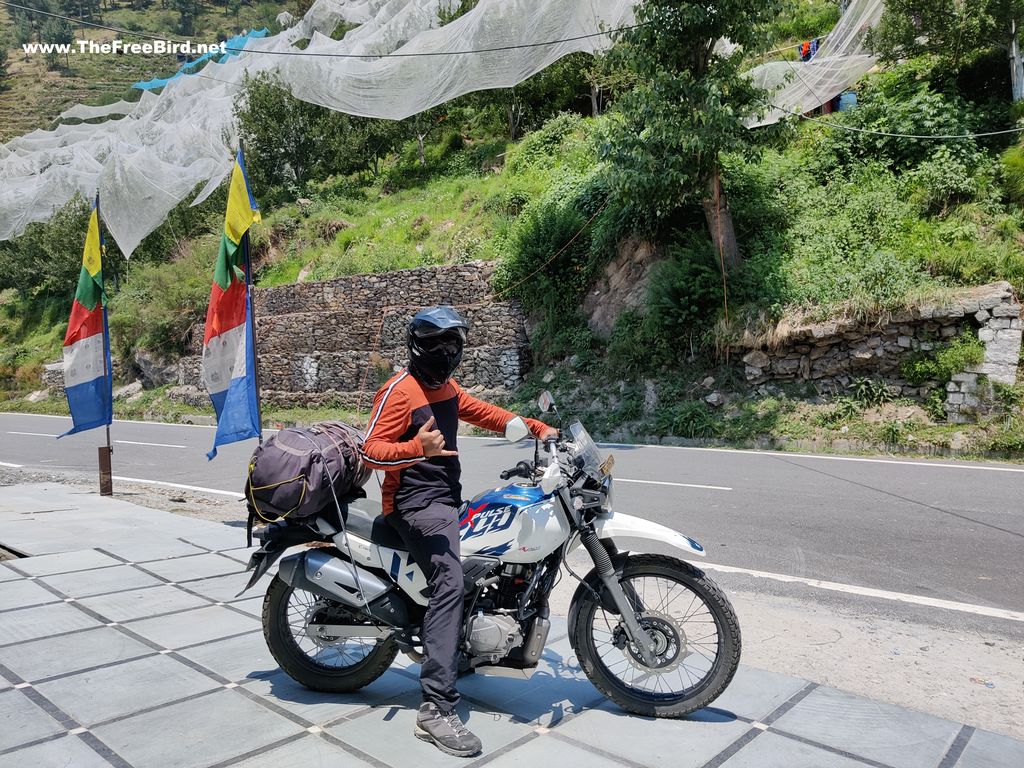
[133,28,269,90]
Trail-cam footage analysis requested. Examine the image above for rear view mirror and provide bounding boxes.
[504,416,530,443]
[538,390,556,414]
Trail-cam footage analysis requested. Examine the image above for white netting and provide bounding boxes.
[0,0,635,255]
[0,0,884,252]
[58,100,138,122]
[745,0,886,128]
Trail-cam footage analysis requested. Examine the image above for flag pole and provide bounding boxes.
[96,194,113,496]
[242,228,264,445]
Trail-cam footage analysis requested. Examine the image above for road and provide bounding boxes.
[2,411,1021,621]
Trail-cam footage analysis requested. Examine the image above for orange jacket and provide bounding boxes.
[361,370,551,515]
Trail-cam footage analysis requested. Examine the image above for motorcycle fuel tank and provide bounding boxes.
[459,483,570,564]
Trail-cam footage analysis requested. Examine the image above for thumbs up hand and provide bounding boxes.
[418,416,458,458]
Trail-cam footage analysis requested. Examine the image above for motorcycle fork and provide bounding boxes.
[578,529,658,666]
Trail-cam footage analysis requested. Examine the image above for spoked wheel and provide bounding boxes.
[263,574,398,692]
[570,554,741,718]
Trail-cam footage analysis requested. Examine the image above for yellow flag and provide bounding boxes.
[224,153,261,245]
[82,206,102,278]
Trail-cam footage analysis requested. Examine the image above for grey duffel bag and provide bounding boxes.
[244,421,372,534]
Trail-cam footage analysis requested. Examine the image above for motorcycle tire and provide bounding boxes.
[570,553,741,718]
[263,574,398,692]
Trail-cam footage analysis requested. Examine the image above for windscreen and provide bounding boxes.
[568,420,607,480]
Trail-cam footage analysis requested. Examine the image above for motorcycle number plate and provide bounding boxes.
[600,454,615,476]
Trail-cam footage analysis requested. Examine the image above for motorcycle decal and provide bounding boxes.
[461,504,517,541]
[459,500,488,527]
[389,551,418,582]
[476,541,513,556]
[686,537,705,553]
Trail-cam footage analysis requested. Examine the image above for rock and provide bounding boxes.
[949,432,968,451]
[542,370,555,384]
[643,379,658,415]
[582,238,661,338]
[897,336,912,348]
[704,392,725,408]
[167,385,209,409]
[991,303,1021,318]
[742,350,771,369]
[113,380,143,401]
[744,365,764,380]
[974,310,991,323]
[700,376,715,389]
[134,351,177,388]
[26,389,49,402]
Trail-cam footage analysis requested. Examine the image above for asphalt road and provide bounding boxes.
[1,411,1022,617]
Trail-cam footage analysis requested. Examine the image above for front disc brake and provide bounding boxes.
[616,610,687,672]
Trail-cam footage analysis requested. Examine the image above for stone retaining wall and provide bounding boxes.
[737,282,1021,421]
[173,261,531,406]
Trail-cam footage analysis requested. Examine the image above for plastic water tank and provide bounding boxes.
[838,92,858,112]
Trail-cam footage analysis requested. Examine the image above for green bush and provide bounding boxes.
[647,233,725,341]
[505,113,590,175]
[653,400,722,439]
[850,377,894,407]
[108,246,214,360]
[1002,143,1024,205]
[766,0,840,43]
[907,145,995,215]
[899,332,985,386]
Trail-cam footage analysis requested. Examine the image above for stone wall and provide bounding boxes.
[175,261,531,408]
[737,282,1022,420]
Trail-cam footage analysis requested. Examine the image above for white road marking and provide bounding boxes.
[599,442,1024,474]
[0,461,23,468]
[112,476,245,499]
[7,431,59,438]
[115,440,187,449]
[618,478,732,491]
[700,562,1024,623]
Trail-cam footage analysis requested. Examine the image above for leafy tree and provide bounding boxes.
[14,18,35,59]
[235,72,406,193]
[40,18,73,69]
[0,37,8,86]
[600,0,783,269]
[868,0,1024,100]
[172,0,201,36]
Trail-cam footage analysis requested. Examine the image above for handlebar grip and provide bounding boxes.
[499,469,514,480]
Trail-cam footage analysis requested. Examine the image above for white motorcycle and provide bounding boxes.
[243,390,740,717]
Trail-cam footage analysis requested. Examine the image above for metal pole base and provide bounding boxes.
[98,446,113,496]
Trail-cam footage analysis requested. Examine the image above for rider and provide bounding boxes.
[360,306,556,757]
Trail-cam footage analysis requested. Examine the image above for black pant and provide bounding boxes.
[386,501,464,711]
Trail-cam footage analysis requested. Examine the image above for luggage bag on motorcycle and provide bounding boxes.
[244,421,372,539]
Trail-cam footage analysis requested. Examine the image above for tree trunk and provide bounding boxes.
[1011,21,1024,103]
[590,84,600,117]
[417,134,426,167]
[702,168,741,271]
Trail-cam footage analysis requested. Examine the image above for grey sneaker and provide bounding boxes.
[415,702,482,757]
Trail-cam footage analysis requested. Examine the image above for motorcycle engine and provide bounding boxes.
[466,613,523,660]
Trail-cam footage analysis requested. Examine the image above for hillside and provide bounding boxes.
[1,1,1023,457]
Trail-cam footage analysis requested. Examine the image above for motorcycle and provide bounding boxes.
[241,390,741,717]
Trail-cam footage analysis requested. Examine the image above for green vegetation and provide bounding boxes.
[900,333,986,386]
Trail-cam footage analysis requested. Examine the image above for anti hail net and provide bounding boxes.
[745,0,886,128]
[0,0,636,255]
[0,0,882,255]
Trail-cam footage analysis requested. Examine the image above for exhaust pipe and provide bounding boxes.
[278,549,411,626]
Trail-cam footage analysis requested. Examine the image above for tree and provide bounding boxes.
[40,18,73,69]
[172,0,201,36]
[869,0,1024,101]
[599,0,783,270]
[234,73,406,192]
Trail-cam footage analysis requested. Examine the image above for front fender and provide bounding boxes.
[593,511,706,558]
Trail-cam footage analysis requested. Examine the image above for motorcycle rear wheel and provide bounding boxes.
[263,574,398,692]
[570,553,741,718]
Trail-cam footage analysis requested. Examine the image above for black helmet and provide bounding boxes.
[407,306,469,388]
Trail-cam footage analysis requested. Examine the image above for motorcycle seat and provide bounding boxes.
[339,498,407,550]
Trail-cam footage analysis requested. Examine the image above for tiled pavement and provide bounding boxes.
[2,484,1023,768]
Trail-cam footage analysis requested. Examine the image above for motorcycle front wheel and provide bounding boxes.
[570,553,741,718]
[263,574,398,692]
